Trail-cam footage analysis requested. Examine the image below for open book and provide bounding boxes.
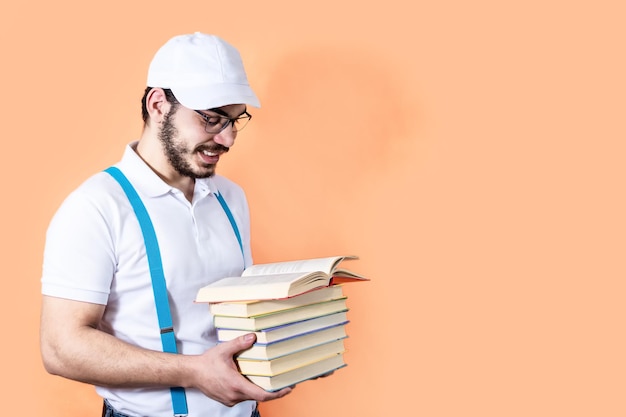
[196,255,367,303]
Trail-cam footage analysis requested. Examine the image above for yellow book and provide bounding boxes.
[235,324,348,360]
[237,339,346,376]
[213,298,348,331]
[246,353,346,392]
[209,285,345,318]
[217,311,349,343]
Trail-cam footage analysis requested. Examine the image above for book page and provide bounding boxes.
[196,271,332,302]
[207,273,306,288]
[242,256,357,277]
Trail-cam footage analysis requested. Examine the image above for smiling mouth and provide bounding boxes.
[198,143,229,156]
[199,149,218,164]
[198,147,228,165]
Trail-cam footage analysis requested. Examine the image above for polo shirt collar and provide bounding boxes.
[117,142,217,198]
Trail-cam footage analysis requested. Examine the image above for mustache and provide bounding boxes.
[196,144,230,154]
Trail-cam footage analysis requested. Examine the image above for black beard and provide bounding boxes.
[158,110,227,179]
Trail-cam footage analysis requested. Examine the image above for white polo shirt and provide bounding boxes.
[42,143,256,417]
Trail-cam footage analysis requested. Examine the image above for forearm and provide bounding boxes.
[40,296,199,389]
[40,296,292,406]
[42,324,196,389]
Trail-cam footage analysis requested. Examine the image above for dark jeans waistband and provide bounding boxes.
[102,400,131,417]
[102,400,260,417]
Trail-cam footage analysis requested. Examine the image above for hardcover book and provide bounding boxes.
[213,298,348,331]
[209,285,345,318]
[235,323,348,360]
[245,353,347,392]
[237,339,346,376]
[217,311,349,344]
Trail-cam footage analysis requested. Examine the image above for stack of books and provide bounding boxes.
[195,255,367,392]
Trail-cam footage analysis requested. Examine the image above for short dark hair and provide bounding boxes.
[141,87,179,123]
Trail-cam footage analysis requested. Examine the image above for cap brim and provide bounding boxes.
[171,83,261,110]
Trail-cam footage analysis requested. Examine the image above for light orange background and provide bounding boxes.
[2,1,625,416]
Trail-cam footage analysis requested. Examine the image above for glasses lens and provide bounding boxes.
[199,114,226,133]
[198,111,251,133]
[233,114,251,132]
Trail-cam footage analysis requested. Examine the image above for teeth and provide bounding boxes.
[202,150,217,156]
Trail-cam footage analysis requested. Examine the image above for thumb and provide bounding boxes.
[219,333,257,357]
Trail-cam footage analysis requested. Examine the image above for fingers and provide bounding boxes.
[214,371,293,406]
[245,383,293,403]
[201,334,295,406]
[216,333,256,358]
[256,386,293,402]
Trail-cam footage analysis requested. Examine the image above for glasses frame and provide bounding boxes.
[193,109,252,133]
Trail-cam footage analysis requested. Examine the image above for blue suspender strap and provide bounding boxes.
[104,167,188,417]
[214,191,245,262]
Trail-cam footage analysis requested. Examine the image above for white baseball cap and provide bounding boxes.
[147,32,260,110]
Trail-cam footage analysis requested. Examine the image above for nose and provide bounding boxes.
[213,125,237,148]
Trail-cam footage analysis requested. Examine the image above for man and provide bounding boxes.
[40,32,292,417]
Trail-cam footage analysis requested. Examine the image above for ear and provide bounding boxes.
[145,88,171,123]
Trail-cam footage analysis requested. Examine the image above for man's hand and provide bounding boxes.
[188,333,292,407]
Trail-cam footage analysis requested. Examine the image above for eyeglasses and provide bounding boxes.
[193,110,252,133]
